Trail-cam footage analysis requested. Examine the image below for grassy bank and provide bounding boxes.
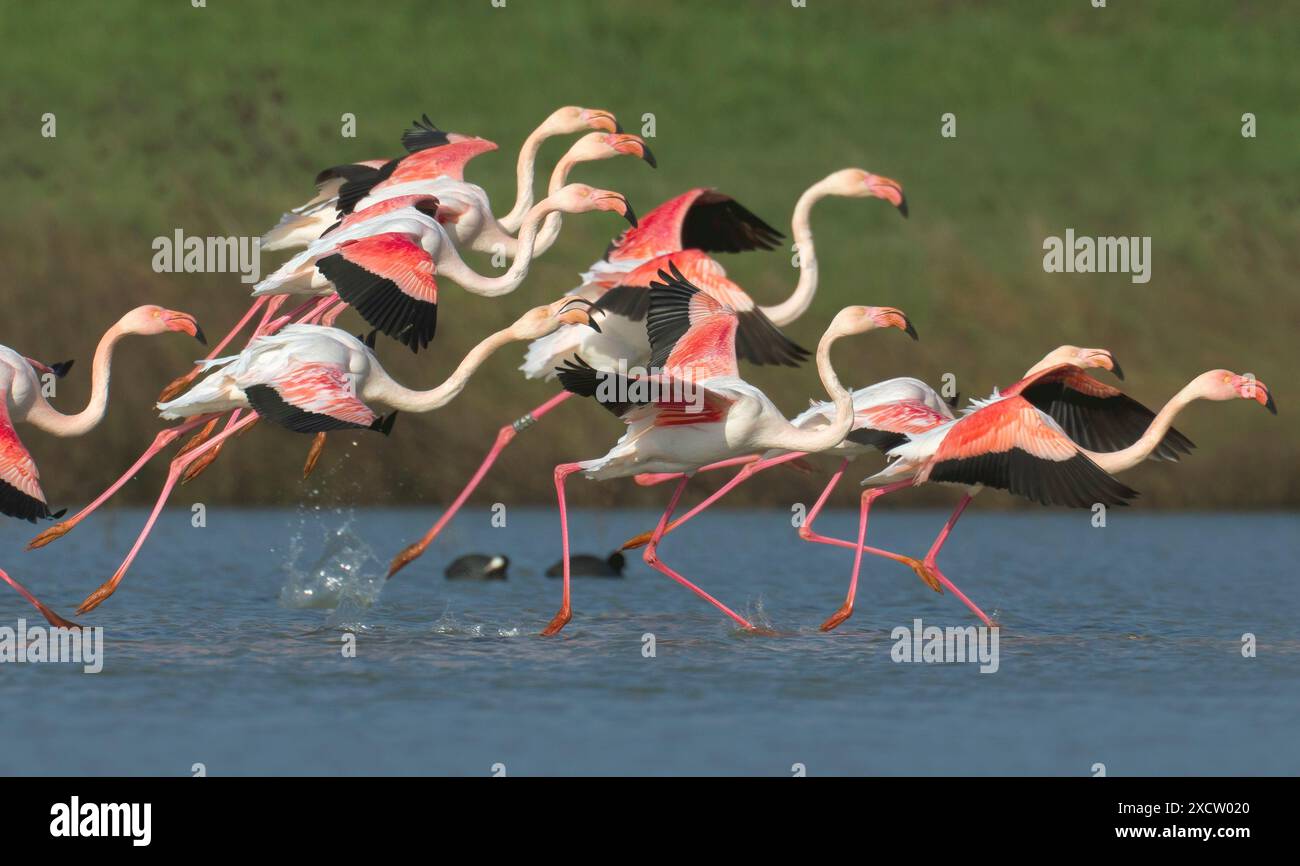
[1,0,1295,510]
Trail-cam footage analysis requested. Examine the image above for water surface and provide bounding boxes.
[2,506,1296,776]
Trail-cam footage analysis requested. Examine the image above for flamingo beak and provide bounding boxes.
[599,194,636,227]
[1241,378,1276,414]
[866,174,908,218]
[875,307,917,340]
[165,312,206,344]
[558,298,602,333]
[1102,351,1124,380]
[610,135,657,168]
[581,109,621,134]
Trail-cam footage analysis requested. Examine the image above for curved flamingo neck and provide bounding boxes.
[496,120,557,233]
[759,178,832,327]
[765,325,853,453]
[437,199,560,296]
[529,149,589,256]
[368,326,522,413]
[1085,380,1201,474]
[26,322,128,437]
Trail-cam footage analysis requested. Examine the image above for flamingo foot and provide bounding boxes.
[175,418,220,459]
[620,529,654,551]
[302,433,327,479]
[540,605,572,637]
[40,606,84,631]
[819,603,854,632]
[904,557,944,594]
[387,542,426,579]
[158,367,201,403]
[180,444,222,485]
[76,573,122,616]
[27,520,73,550]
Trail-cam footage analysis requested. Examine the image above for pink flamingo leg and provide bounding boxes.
[75,413,260,615]
[388,390,575,578]
[916,493,994,627]
[0,566,82,629]
[541,463,582,636]
[319,299,349,327]
[26,413,220,549]
[819,480,915,631]
[633,454,760,487]
[642,476,756,631]
[621,452,810,550]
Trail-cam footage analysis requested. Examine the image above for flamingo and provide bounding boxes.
[263,107,623,251]
[1,305,205,626]
[619,346,1154,627]
[827,365,1274,628]
[251,182,633,352]
[387,168,907,577]
[540,264,917,635]
[61,297,600,615]
[156,180,634,404]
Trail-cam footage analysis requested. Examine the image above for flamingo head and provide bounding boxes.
[833,305,918,340]
[546,184,637,226]
[825,168,908,218]
[515,297,602,339]
[121,306,206,344]
[1196,370,1276,414]
[565,133,656,168]
[1031,345,1123,379]
[548,106,622,135]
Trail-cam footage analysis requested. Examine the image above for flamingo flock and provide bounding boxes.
[0,105,1276,636]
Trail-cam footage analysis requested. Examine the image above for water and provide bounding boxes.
[2,505,1297,776]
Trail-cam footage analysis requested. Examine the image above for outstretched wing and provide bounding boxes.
[0,380,49,522]
[1015,368,1195,461]
[604,188,784,262]
[316,232,439,353]
[645,262,739,380]
[243,361,380,434]
[922,396,1139,508]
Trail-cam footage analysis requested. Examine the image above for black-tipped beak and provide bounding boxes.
[896,194,909,219]
[621,199,637,228]
[587,314,603,334]
[1265,390,1277,415]
[903,316,918,341]
[1109,352,1124,381]
[613,118,624,134]
[641,144,657,169]
[194,325,207,346]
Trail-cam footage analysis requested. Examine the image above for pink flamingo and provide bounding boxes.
[1,306,204,625]
[263,107,623,252]
[63,298,600,616]
[541,264,916,635]
[833,365,1274,627]
[252,182,633,351]
[620,347,1150,627]
[387,169,907,577]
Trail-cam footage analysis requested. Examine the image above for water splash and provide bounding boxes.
[277,512,387,611]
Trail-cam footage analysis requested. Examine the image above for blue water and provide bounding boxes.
[2,504,1297,776]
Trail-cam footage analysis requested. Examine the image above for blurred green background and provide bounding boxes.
[1,0,1295,509]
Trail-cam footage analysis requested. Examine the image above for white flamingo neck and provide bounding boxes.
[764,326,853,453]
[367,325,521,413]
[1084,380,1200,474]
[497,121,554,232]
[759,178,829,327]
[439,199,560,296]
[26,322,128,437]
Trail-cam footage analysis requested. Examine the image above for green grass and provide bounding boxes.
[2,0,1296,508]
